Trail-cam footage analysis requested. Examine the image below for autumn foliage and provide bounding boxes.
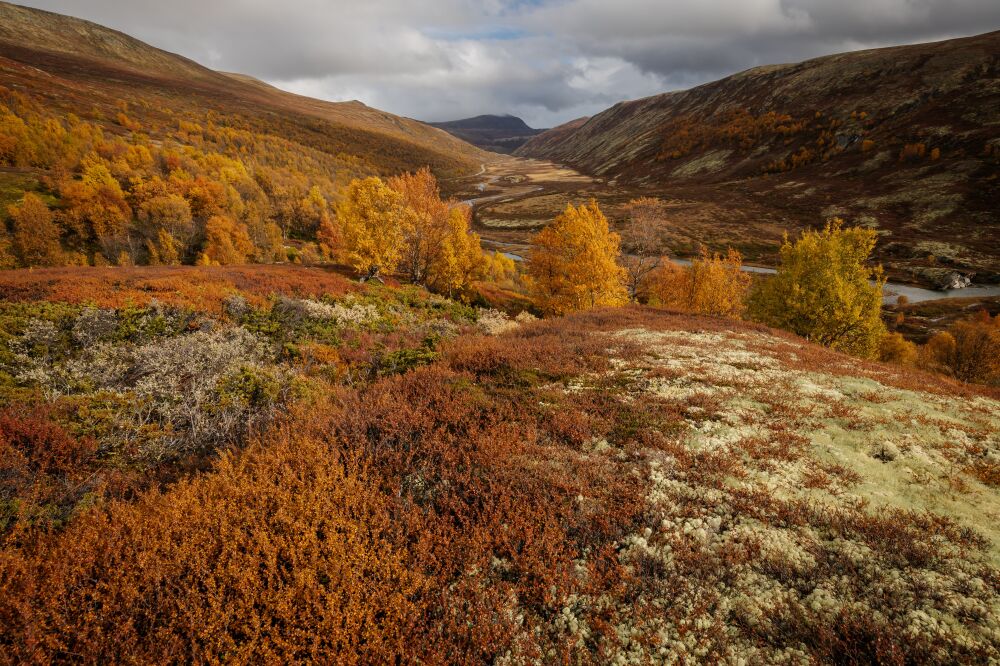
[749,219,887,359]
[526,200,628,315]
[919,312,1000,385]
[646,247,752,318]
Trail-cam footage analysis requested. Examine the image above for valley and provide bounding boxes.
[450,157,1000,305]
[516,30,1000,290]
[1,2,999,662]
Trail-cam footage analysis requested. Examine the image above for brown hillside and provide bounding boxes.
[517,31,1000,284]
[0,1,487,177]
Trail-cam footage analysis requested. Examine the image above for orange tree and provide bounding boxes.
[526,200,627,315]
[647,247,751,318]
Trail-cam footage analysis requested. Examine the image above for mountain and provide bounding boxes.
[429,114,545,154]
[517,31,1000,284]
[0,1,486,177]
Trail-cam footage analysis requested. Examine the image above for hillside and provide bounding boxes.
[430,114,544,154]
[0,1,486,178]
[517,31,1000,285]
[0,265,998,662]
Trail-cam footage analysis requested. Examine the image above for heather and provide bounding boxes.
[1,266,998,664]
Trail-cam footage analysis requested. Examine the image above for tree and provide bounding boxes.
[197,215,255,266]
[316,217,342,260]
[59,161,132,258]
[335,177,406,281]
[295,185,330,238]
[427,206,484,298]
[146,228,181,265]
[748,219,886,359]
[647,248,751,318]
[621,197,666,299]
[140,194,195,243]
[8,192,63,266]
[388,168,451,285]
[919,313,1000,385]
[526,200,627,315]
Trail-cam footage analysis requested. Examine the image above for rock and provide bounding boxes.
[937,271,973,290]
[871,441,900,462]
[911,267,974,290]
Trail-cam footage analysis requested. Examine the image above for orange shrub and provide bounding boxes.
[899,142,926,161]
[919,313,1000,385]
[646,248,752,318]
[0,265,356,314]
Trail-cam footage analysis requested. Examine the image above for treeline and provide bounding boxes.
[524,198,999,387]
[0,88,515,302]
[0,87,374,268]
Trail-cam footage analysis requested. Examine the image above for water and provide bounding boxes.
[496,251,1000,304]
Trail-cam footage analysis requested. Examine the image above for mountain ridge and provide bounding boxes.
[429,114,544,154]
[516,30,1000,283]
[0,1,488,177]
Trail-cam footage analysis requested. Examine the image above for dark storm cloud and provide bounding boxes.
[13,0,1000,127]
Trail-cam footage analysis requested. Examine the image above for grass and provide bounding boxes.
[0,171,57,222]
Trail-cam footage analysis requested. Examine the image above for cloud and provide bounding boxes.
[15,0,1000,127]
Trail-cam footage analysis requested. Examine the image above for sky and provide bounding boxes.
[15,0,1000,128]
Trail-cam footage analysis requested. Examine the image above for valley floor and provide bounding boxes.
[448,157,1000,296]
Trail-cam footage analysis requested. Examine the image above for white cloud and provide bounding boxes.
[14,0,1000,127]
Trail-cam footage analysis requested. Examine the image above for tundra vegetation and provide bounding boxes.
[0,264,999,664]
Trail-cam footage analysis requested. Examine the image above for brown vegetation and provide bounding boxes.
[0,268,996,662]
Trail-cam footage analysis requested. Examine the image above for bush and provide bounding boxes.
[646,248,751,318]
[878,331,917,366]
[919,313,1000,385]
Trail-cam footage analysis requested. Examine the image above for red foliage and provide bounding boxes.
[0,265,357,314]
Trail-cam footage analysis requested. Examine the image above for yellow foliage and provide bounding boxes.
[426,206,484,299]
[59,161,131,245]
[879,331,918,366]
[334,177,406,278]
[7,192,63,267]
[146,228,182,265]
[198,215,255,266]
[647,247,752,318]
[526,200,627,315]
[748,219,886,359]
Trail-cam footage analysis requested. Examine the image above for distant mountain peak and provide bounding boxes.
[427,114,545,154]
[431,114,535,132]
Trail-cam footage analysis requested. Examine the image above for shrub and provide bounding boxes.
[646,247,751,318]
[919,313,1000,385]
[878,331,917,366]
[899,142,926,161]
